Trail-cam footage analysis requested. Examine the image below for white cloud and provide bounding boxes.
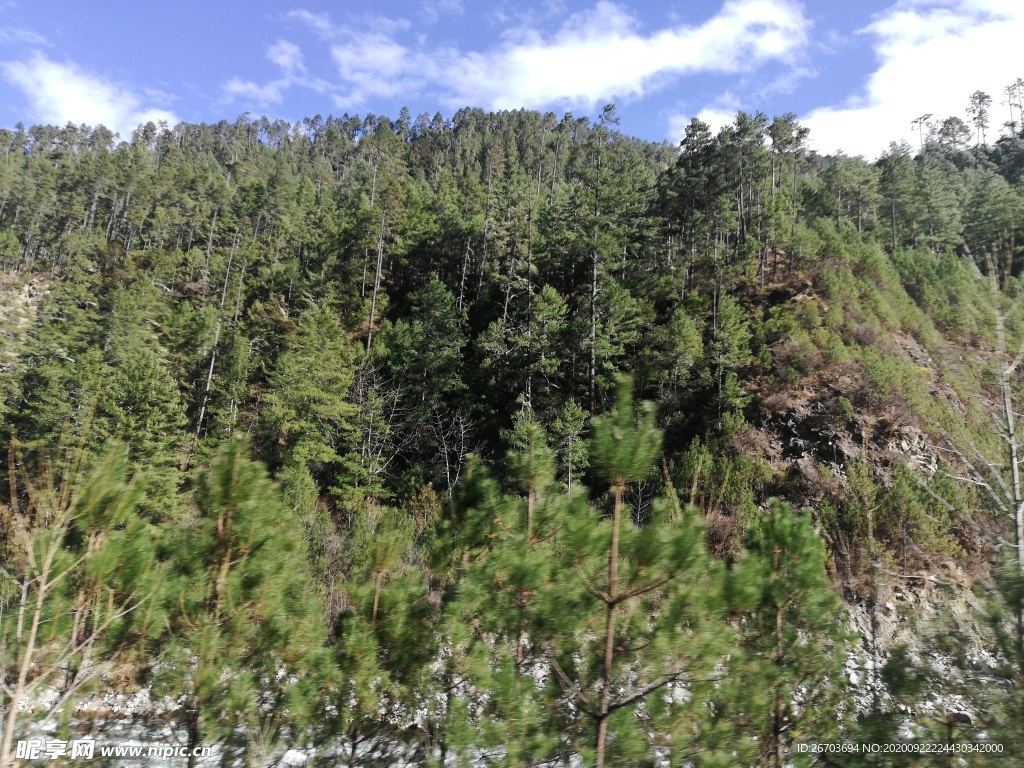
[802,0,1024,158]
[224,76,291,106]
[224,39,330,108]
[667,92,746,142]
[322,0,809,110]
[1,53,177,136]
[667,109,736,142]
[267,40,305,74]
[755,65,817,99]
[421,0,463,24]
[287,9,410,39]
[330,33,430,105]
[0,26,46,46]
[286,10,336,40]
[450,0,809,109]
[664,62,816,144]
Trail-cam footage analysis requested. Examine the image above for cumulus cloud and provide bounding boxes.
[286,9,336,40]
[224,39,330,107]
[802,0,1024,158]
[320,0,809,110]
[1,53,176,136]
[267,40,305,74]
[331,33,420,102]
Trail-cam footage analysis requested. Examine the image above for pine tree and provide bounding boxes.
[0,441,159,767]
[984,561,1024,762]
[551,398,589,492]
[730,502,848,766]
[263,305,356,478]
[436,433,567,766]
[709,293,752,418]
[153,438,329,767]
[449,377,732,767]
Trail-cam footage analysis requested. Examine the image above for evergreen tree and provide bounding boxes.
[730,502,848,766]
[1,442,159,767]
[552,378,727,767]
[438,431,569,766]
[985,560,1024,762]
[153,438,329,767]
[262,305,356,482]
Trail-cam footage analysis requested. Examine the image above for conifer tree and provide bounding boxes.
[985,562,1024,761]
[470,377,731,768]
[0,442,159,767]
[443,424,572,765]
[154,437,329,767]
[730,502,847,766]
[263,305,356,482]
[551,398,589,492]
[709,293,751,417]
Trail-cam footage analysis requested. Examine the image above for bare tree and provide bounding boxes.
[349,361,413,496]
[938,250,1024,644]
[967,91,993,148]
[428,406,475,494]
[911,113,934,153]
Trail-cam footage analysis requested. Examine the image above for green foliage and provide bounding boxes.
[449,381,738,766]
[710,294,752,415]
[670,440,772,555]
[0,442,160,765]
[878,465,959,563]
[985,560,1024,760]
[3,102,1024,764]
[153,437,329,765]
[264,305,356,472]
[728,503,848,764]
[551,398,589,491]
[590,375,662,487]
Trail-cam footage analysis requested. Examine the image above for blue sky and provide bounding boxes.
[0,0,1021,158]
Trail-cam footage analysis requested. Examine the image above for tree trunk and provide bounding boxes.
[233,262,246,326]
[185,703,202,768]
[193,236,236,448]
[1005,235,1015,290]
[203,209,218,284]
[366,211,386,351]
[457,238,470,312]
[1,578,45,768]
[595,481,624,768]
[773,595,785,767]
[85,187,99,230]
[989,254,1024,575]
[890,194,897,251]
[589,249,598,414]
[987,251,1024,670]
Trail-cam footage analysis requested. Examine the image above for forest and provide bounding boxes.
[1,88,1024,766]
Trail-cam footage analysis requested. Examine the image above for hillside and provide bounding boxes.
[1,107,1023,766]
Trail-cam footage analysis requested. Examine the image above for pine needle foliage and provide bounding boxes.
[728,502,848,766]
[447,381,733,767]
[0,439,159,766]
[153,437,329,767]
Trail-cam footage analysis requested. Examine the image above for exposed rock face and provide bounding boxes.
[0,274,48,365]
[885,425,937,474]
[844,576,1001,725]
[755,395,939,503]
[738,311,995,734]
